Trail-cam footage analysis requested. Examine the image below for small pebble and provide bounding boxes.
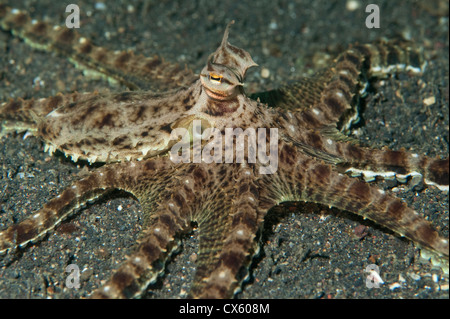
[423,96,436,106]
[389,282,402,291]
[346,0,361,11]
[261,68,270,79]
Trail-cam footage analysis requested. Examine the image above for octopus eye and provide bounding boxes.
[209,73,223,84]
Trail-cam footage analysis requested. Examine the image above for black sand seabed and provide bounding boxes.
[0,0,448,299]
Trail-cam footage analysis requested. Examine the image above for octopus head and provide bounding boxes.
[200,21,257,101]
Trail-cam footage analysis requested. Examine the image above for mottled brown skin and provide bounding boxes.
[0,5,196,92]
[0,7,448,298]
